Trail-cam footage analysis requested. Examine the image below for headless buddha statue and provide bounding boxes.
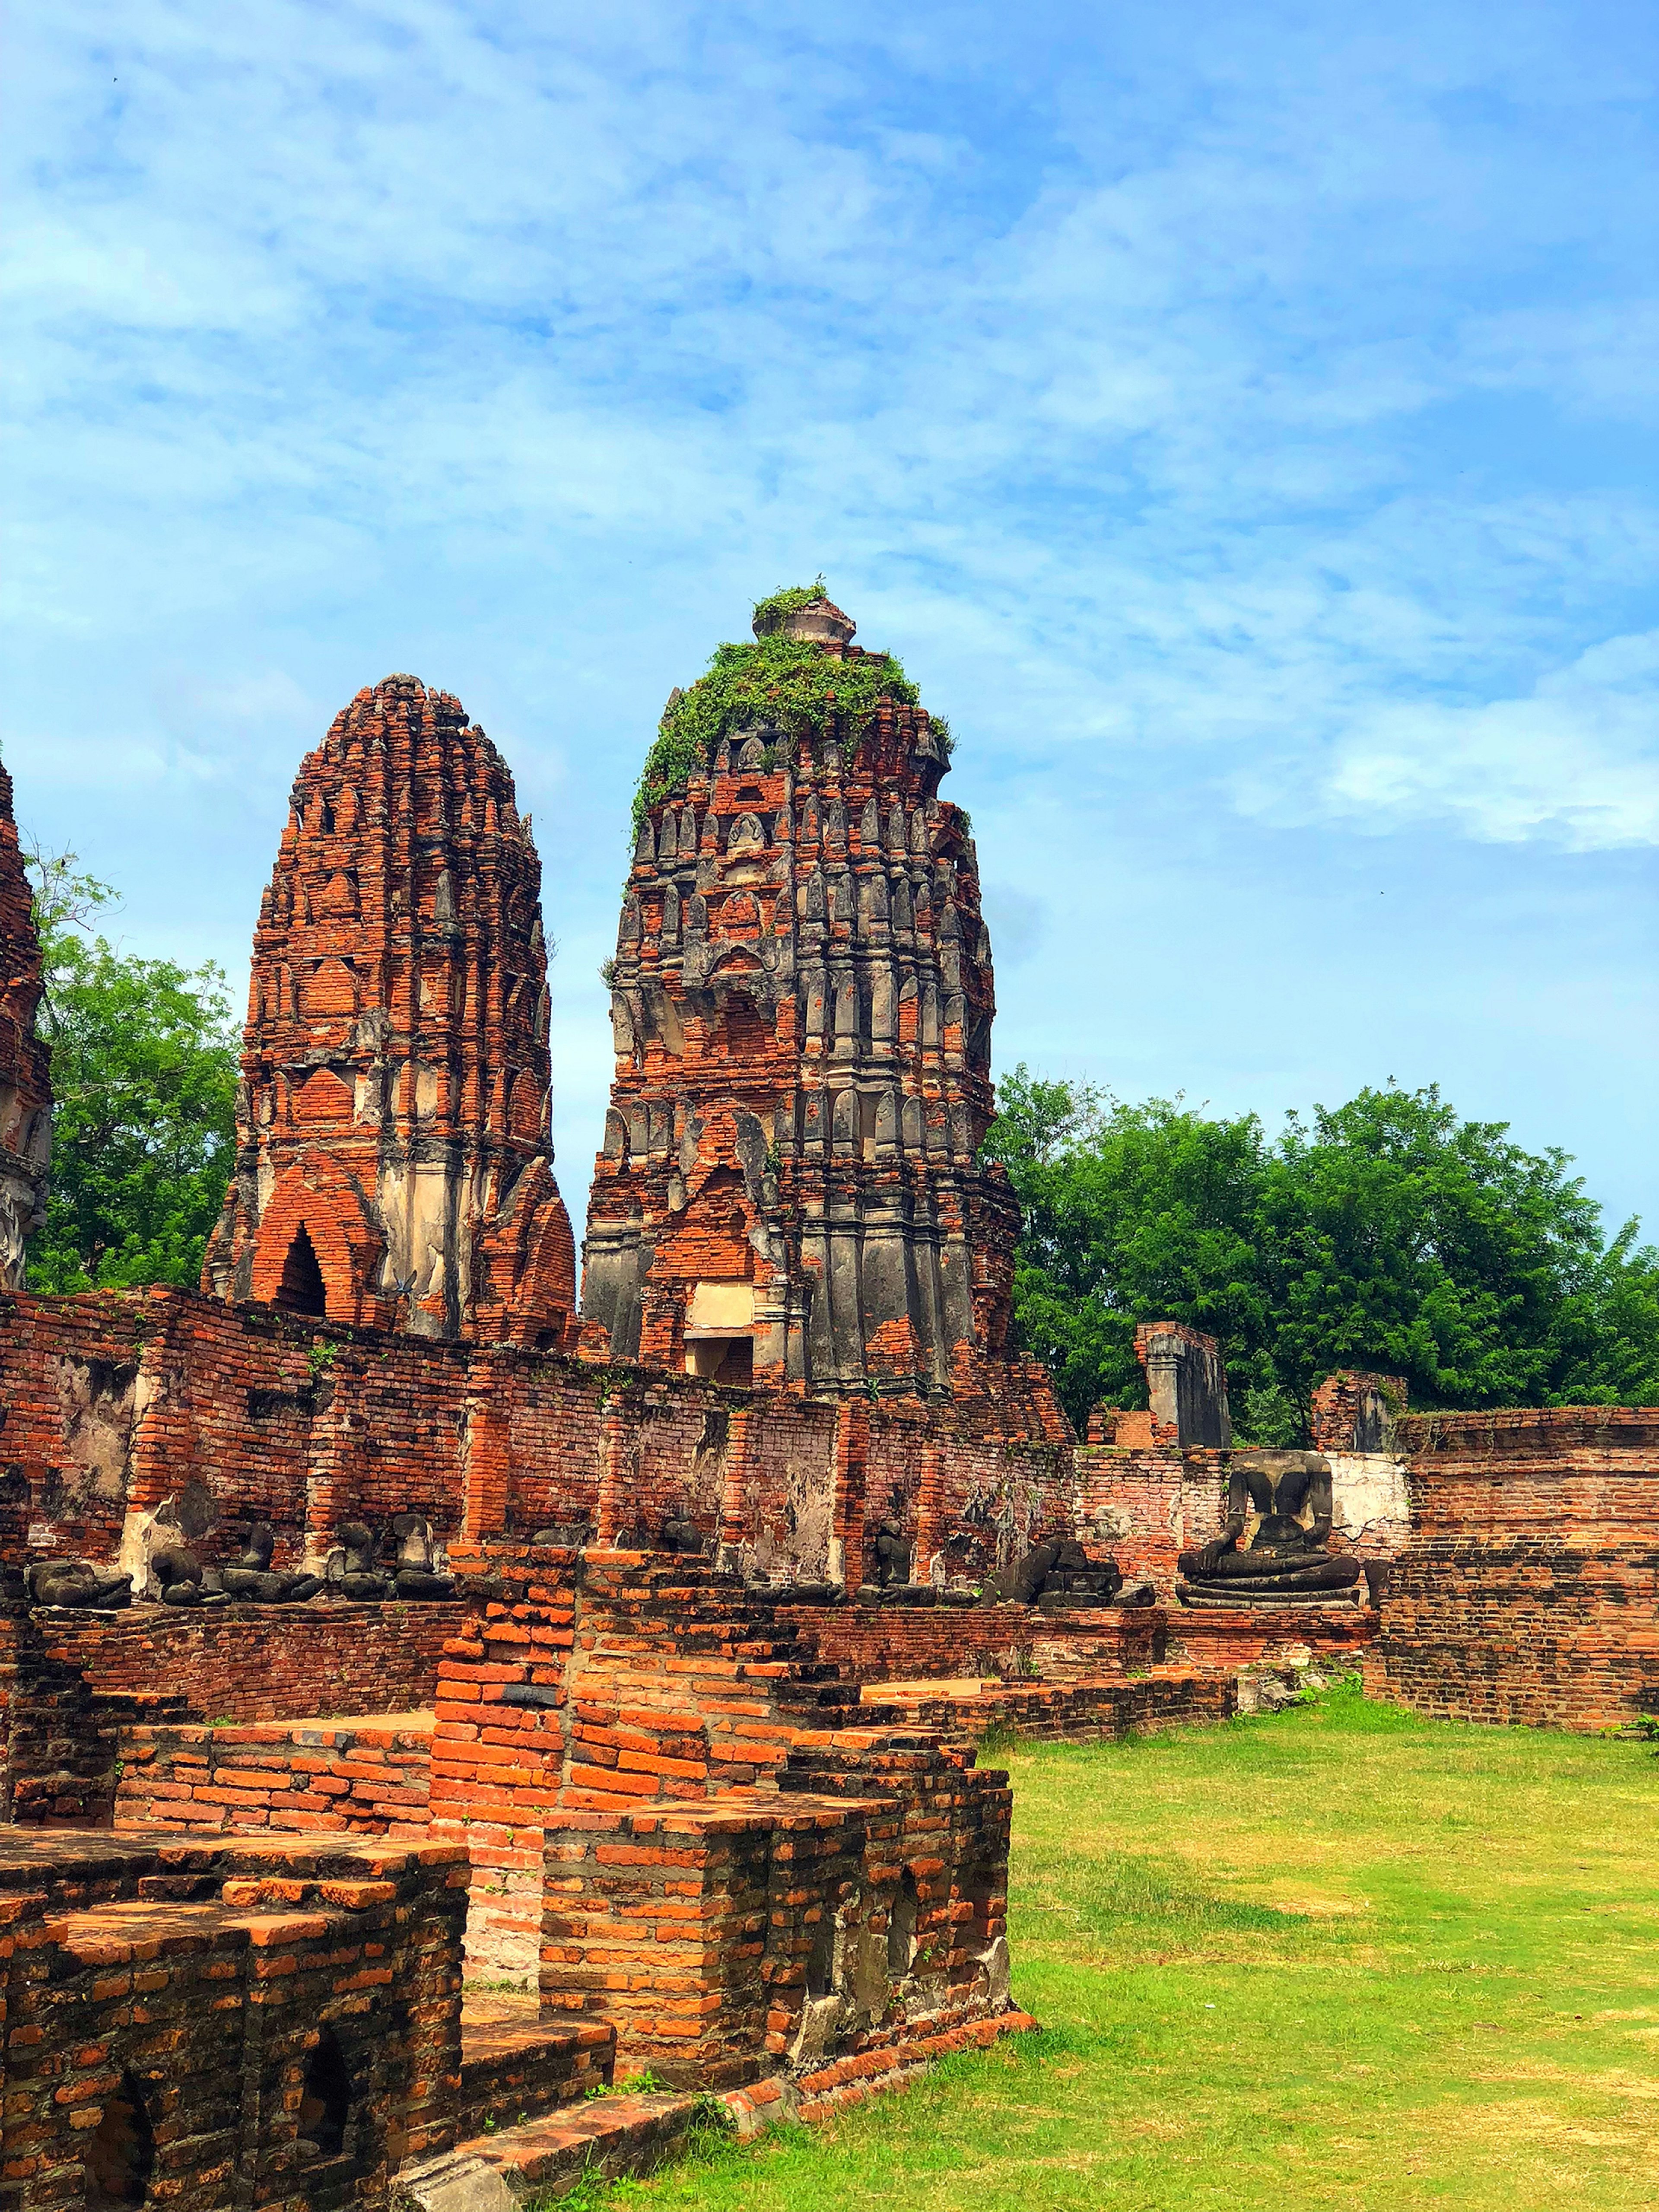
[1177,1449,1362,1606]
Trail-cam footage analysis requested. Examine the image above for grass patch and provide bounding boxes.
[560,1683,1659,2209]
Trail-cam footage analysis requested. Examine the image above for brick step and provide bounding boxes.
[454,2089,700,2198]
[774,1680,864,1710]
[457,1997,615,2136]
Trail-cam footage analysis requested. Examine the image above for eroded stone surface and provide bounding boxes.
[0,750,51,1286]
[201,675,577,1347]
[582,599,1037,1410]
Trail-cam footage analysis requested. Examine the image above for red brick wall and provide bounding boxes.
[40,1602,461,1722]
[1365,1407,1659,1732]
[1165,1606,1378,1670]
[1071,1444,1229,1595]
[115,1714,432,1834]
[0,1286,1075,1590]
[780,1601,1162,1681]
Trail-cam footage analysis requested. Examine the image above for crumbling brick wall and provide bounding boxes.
[0,1286,1075,1595]
[37,1603,459,1723]
[1365,1407,1659,1731]
[114,1715,432,1835]
[779,1599,1162,1682]
[0,1829,470,2212]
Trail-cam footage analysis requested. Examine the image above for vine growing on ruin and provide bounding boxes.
[630,584,928,840]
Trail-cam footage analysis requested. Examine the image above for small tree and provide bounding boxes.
[23,845,238,1292]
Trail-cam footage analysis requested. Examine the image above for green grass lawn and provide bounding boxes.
[575,1687,1659,2211]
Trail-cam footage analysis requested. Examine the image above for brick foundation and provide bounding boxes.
[36,1602,460,1723]
[0,1829,471,2212]
[780,1598,1163,1681]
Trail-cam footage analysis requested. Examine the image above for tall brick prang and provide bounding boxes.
[203,676,577,1345]
[582,594,1030,1404]
[0,750,51,1286]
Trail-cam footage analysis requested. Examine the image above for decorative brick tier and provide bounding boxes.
[114,1713,434,1835]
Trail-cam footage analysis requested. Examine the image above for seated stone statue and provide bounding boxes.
[150,1540,207,1606]
[25,1557,132,1609]
[390,1513,454,1599]
[1177,1449,1363,1606]
[988,1536,1131,1608]
[219,1522,323,1604]
[872,1516,912,1588]
[326,1522,391,1602]
[660,1504,705,1556]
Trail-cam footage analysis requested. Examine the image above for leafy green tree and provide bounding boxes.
[985,1065,1659,1437]
[23,847,238,1293]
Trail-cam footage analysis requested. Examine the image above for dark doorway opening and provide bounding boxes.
[86,2070,156,2209]
[805,1912,836,2001]
[276,1224,327,1317]
[298,2028,352,2159]
[887,1871,918,1977]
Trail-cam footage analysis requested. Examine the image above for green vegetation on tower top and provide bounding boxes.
[631,585,934,839]
[750,576,829,629]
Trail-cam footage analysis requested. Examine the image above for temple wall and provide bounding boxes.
[1364,1407,1659,1732]
[779,1600,1163,1684]
[37,1602,459,1723]
[0,1287,1071,1587]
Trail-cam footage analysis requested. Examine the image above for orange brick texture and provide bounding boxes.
[200,675,577,1348]
[0,1829,472,2212]
[581,597,1063,1432]
[1364,1407,1659,1731]
[428,1538,1040,2055]
[114,1715,433,1836]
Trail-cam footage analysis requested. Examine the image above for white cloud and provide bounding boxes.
[1308,632,1659,848]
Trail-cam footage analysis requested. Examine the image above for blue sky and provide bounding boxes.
[5,1,1657,1237]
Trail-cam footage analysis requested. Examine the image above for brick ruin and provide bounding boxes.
[0,599,1657,2206]
[0,756,51,1290]
[581,595,1038,1411]
[201,676,577,1348]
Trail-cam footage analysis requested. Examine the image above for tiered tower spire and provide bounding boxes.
[0,753,51,1286]
[203,675,576,1345]
[582,594,1019,1397]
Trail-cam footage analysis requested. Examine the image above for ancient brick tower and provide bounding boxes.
[582,593,1020,1397]
[0,754,51,1287]
[203,675,577,1344]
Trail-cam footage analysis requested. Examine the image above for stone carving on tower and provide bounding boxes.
[582,590,1021,1398]
[203,676,577,1345]
[0,752,52,1286]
